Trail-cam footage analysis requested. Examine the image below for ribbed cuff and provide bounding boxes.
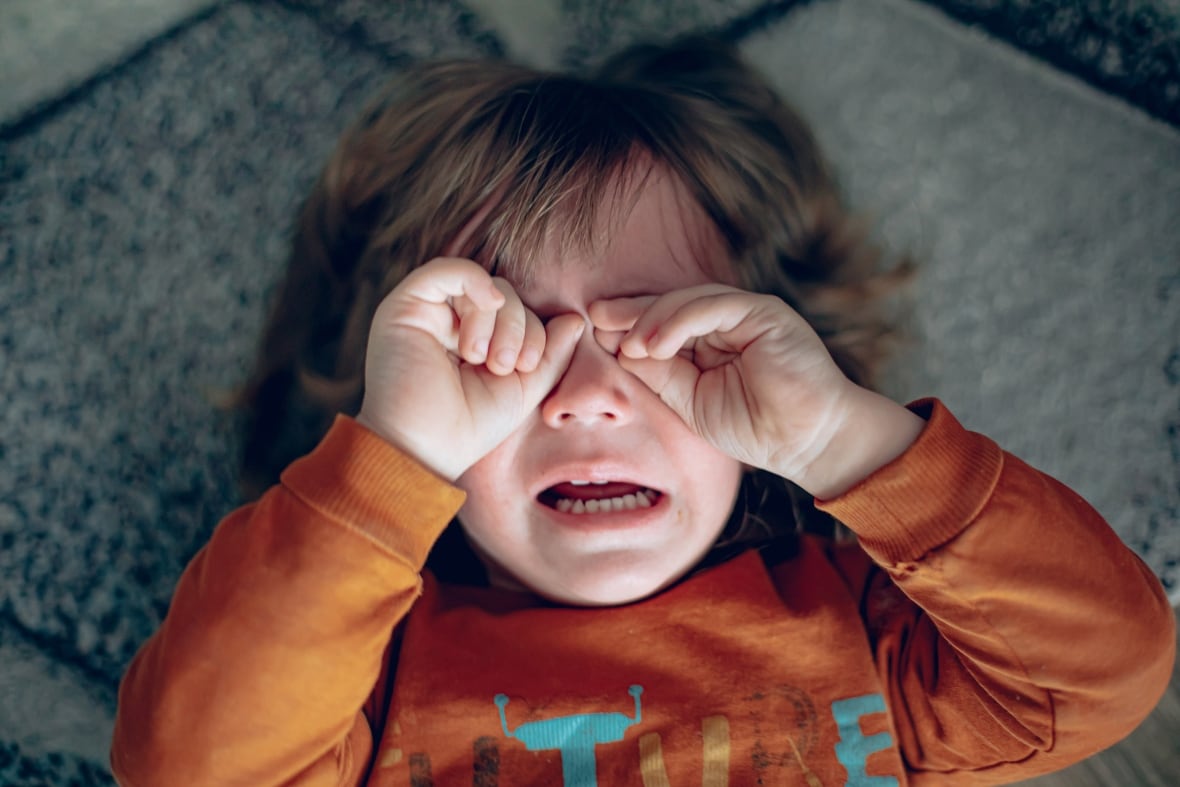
[817,399,1004,565]
[280,415,467,570]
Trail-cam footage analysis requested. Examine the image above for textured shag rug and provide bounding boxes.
[1,0,1177,782]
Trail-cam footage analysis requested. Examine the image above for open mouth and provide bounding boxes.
[537,480,664,515]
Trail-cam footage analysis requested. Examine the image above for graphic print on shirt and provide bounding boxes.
[637,714,731,786]
[745,684,822,785]
[831,694,899,787]
[376,676,898,785]
[494,685,643,787]
[485,686,896,787]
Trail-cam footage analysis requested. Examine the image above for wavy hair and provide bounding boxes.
[234,35,912,581]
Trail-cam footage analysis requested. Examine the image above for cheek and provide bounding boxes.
[682,430,744,485]
[689,446,744,524]
[705,459,744,522]
[453,438,525,541]
[455,456,498,501]
[454,424,526,499]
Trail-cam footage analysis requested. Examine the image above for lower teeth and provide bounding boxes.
[555,490,657,514]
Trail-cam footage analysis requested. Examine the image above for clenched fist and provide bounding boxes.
[590,285,924,499]
[356,258,584,481]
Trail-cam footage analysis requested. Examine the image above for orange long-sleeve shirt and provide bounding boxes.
[111,401,1175,785]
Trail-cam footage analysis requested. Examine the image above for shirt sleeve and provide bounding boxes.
[110,415,466,787]
[818,399,1176,785]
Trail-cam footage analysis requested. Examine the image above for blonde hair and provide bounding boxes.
[237,36,912,576]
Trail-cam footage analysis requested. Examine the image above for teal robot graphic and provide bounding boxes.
[494,685,644,787]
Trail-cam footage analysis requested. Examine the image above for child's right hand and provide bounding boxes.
[356,258,584,481]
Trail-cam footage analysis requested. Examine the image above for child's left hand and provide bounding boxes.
[589,285,923,498]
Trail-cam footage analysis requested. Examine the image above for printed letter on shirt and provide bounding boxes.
[495,686,644,787]
[831,693,898,787]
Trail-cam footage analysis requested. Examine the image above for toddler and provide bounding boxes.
[111,36,1175,786]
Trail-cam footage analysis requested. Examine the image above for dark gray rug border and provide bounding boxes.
[0,616,118,709]
[7,0,1175,143]
[0,742,114,787]
[716,0,822,41]
[0,0,875,144]
[0,2,235,142]
[917,0,1180,127]
[275,0,508,61]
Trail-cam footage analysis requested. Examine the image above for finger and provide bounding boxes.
[383,259,505,355]
[592,327,625,356]
[627,289,778,362]
[615,285,736,359]
[485,280,529,375]
[399,257,504,310]
[641,293,762,361]
[587,296,656,333]
[616,355,701,430]
[454,293,498,365]
[516,308,546,372]
[519,314,584,403]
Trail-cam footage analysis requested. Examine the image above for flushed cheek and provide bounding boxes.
[456,486,527,541]
[452,460,532,554]
[454,437,527,512]
[454,497,535,580]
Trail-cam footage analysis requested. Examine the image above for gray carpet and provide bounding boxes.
[1,0,1178,783]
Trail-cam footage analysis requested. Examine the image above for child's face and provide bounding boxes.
[454,168,744,606]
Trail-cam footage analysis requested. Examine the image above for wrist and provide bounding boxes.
[792,386,926,500]
[283,416,466,567]
[354,409,465,482]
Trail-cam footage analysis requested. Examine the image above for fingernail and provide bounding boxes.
[496,349,515,369]
[619,335,641,358]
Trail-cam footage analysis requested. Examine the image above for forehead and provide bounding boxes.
[514,167,728,313]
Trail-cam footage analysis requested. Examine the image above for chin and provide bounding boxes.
[524,562,687,607]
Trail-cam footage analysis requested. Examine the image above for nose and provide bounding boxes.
[540,325,634,428]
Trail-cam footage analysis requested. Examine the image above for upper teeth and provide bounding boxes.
[569,480,609,486]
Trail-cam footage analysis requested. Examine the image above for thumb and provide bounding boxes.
[519,314,585,404]
[617,355,701,430]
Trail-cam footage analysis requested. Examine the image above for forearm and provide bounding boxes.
[111,417,464,786]
[820,400,1175,782]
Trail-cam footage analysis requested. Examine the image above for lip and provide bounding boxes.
[530,460,665,502]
